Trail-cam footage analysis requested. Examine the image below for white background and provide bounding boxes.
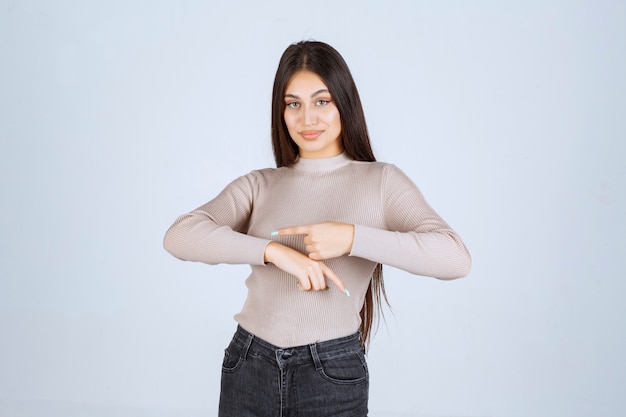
[1,1,625,416]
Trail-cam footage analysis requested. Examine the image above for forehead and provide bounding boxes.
[285,70,328,93]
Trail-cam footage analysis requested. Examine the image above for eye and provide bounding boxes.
[316,99,331,106]
[286,102,300,109]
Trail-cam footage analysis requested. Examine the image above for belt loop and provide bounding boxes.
[241,331,254,361]
[309,343,323,371]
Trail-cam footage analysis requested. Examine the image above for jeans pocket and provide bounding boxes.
[221,340,245,373]
[317,350,369,384]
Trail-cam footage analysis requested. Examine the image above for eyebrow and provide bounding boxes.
[284,89,330,99]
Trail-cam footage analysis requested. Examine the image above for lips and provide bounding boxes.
[300,130,323,140]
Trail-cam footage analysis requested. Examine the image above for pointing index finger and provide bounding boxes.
[273,225,311,236]
[320,263,350,297]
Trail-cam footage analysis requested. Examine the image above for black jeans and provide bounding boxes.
[218,325,369,417]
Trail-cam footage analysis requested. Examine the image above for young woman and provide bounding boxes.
[164,40,471,417]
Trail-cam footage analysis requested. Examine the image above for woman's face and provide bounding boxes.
[283,71,343,159]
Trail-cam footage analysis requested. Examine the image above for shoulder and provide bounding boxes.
[215,167,286,200]
[233,165,283,179]
[246,166,289,180]
[235,166,291,187]
[351,161,422,195]
[347,160,406,179]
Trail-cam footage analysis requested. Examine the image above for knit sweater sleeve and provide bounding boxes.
[163,172,270,266]
[349,165,471,279]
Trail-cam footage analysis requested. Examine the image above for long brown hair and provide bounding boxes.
[270,40,389,349]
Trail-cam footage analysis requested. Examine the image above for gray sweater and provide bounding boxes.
[164,153,471,347]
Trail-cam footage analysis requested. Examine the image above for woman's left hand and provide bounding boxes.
[276,222,355,260]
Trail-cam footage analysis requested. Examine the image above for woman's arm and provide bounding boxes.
[350,165,471,279]
[163,173,270,266]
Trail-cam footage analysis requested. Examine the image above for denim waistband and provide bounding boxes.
[230,325,363,367]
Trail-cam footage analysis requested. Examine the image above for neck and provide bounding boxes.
[293,152,352,172]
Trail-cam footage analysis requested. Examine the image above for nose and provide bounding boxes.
[303,105,316,126]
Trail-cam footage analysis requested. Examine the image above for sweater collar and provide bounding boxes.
[292,152,352,172]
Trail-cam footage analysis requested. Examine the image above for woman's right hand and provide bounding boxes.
[264,241,348,295]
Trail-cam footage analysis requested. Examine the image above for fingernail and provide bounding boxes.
[324,286,330,291]
[345,288,351,297]
[270,230,279,237]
